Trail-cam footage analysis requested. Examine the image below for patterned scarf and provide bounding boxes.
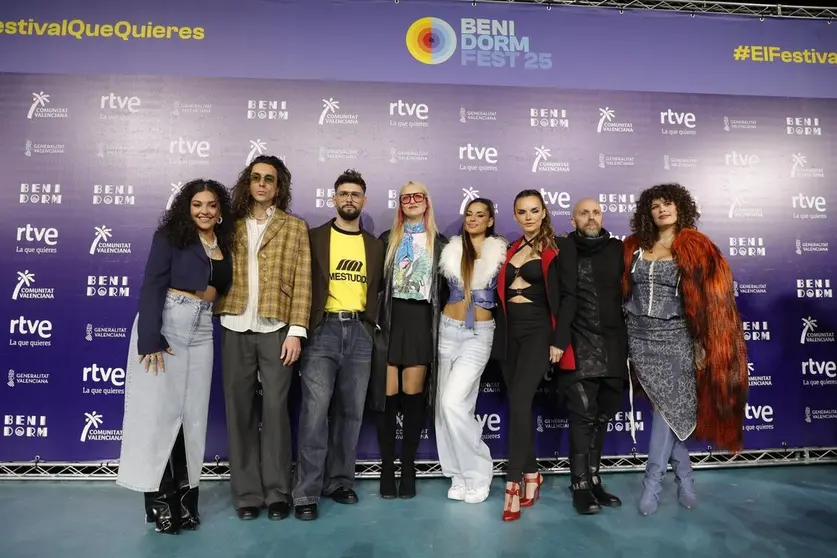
[395,220,426,265]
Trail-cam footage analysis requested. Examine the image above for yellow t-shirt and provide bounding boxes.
[325,224,367,312]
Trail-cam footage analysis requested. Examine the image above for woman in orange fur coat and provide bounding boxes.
[621,183,748,516]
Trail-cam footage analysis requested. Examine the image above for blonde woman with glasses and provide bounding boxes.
[369,182,447,500]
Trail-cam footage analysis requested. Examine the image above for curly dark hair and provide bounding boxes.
[157,178,235,253]
[231,155,292,219]
[630,183,700,250]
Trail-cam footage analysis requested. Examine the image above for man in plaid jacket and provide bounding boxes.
[215,155,312,522]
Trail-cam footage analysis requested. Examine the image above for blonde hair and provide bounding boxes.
[385,181,439,271]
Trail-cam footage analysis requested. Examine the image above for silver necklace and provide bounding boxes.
[199,235,218,255]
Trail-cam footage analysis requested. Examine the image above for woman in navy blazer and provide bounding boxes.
[116,178,234,535]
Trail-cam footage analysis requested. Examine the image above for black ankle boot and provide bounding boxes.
[398,393,425,499]
[570,453,601,515]
[376,395,399,499]
[149,490,181,534]
[589,416,621,507]
[179,485,201,530]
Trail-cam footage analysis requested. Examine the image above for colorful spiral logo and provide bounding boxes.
[406,17,457,65]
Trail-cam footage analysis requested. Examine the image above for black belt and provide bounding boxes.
[325,311,359,321]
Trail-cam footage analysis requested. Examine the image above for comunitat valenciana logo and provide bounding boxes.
[406,17,458,65]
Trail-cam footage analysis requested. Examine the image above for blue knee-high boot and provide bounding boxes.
[639,411,676,516]
[669,440,697,509]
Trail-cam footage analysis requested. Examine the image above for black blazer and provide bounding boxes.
[137,231,230,355]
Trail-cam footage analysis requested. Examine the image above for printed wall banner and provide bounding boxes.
[1,0,835,463]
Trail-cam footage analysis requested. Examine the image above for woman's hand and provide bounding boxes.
[694,343,706,370]
[139,348,175,375]
[549,346,564,364]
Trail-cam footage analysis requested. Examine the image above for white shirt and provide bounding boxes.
[219,216,307,338]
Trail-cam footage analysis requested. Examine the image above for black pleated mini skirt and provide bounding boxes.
[387,297,433,367]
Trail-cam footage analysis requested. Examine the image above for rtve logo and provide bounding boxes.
[801,359,836,378]
[725,151,759,167]
[540,189,571,210]
[169,137,210,158]
[82,364,126,387]
[100,93,141,113]
[9,316,53,339]
[745,403,773,423]
[389,100,428,120]
[16,224,58,246]
[477,413,500,432]
[792,193,826,213]
[459,143,498,164]
[660,109,696,128]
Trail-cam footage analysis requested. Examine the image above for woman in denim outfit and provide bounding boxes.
[117,179,234,534]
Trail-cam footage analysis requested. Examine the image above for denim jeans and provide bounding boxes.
[292,316,373,506]
[435,316,495,491]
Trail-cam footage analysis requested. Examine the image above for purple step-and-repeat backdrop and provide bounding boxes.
[1,0,836,464]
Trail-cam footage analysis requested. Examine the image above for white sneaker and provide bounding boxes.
[464,486,490,504]
[447,485,467,501]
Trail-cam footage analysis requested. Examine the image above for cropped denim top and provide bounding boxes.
[438,235,508,329]
[446,274,499,328]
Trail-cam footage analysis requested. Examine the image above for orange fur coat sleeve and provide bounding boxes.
[622,229,749,452]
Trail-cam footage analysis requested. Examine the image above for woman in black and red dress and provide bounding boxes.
[494,189,578,522]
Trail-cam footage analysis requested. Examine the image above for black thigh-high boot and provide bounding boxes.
[171,428,200,530]
[399,393,426,499]
[589,413,621,507]
[375,395,399,499]
[148,459,181,534]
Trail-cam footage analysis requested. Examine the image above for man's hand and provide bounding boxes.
[549,346,564,364]
[281,336,302,367]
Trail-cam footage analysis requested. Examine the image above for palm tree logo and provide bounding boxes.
[12,269,35,300]
[319,98,339,125]
[90,226,112,254]
[81,411,103,442]
[791,154,806,178]
[459,187,480,215]
[167,182,183,210]
[728,196,744,219]
[27,92,50,119]
[532,146,551,173]
[13,271,34,300]
[801,317,817,344]
[597,107,615,133]
[246,140,267,166]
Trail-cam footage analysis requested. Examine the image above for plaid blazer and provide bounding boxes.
[214,209,312,329]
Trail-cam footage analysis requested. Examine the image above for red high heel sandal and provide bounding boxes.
[520,473,543,507]
[503,482,522,522]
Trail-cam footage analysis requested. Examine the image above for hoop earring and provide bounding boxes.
[216,216,223,225]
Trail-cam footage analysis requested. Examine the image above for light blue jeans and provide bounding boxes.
[435,316,495,491]
[117,292,214,492]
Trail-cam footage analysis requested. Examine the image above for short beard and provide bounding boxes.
[337,207,360,221]
[578,225,602,239]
